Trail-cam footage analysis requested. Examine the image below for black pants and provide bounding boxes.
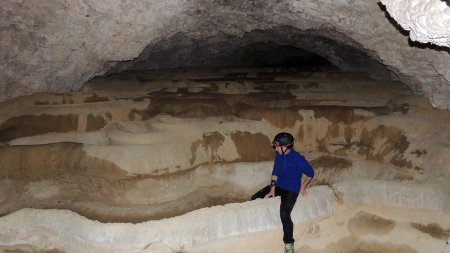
[251,185,299,244]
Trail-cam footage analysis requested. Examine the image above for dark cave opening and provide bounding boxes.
[222,42,337,70]
[100,27,396,82]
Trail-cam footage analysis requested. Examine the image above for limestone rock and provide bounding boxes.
[139,242,175,253]
[381,0,450,47]
[1,0,450,109]
[0,69,449,252]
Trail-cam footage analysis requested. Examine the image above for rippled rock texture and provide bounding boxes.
[381,0,450,48]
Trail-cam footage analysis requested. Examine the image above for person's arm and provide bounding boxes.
[265,175,277,198]
[300,176,312,196]
[266,155,279,198]
[299,155,315,196]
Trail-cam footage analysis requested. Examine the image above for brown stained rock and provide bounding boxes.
[163,100,230,118]
[344,125,353,144]
[125,91,420,165]
[57,166,249,223]
[0,114,78,142]
[0,143,251,223]
[0,143,139,221]
[349,242,417,253]
[129,89,296,121]
[410,149,427,158]
[297,126,304,144]
[0,143,128,180]
[202,132,225,161]
[309,155,352,185]
[348,211,396,236]
[83,93,109,103]
[316,139,329,153]
[230,131,273,162]
[305,105,410,124]
[326,123,341,139]
[310,155,352,170]
[358,126,400,159]
[86,114,106,131]
[312,107,373,124]
[0,113,108,142]
[109,191,247,223]
[34,101,51,105]
[128,109,137,121]
[190,132,225,164]
[346,125,420,173]
[410,222,449,240]
[298,236,417,253]
[298,114,416,170]
[104,112,113,121]
[190,139,202,165]
[131,95,232,120]
[61,94,74,105]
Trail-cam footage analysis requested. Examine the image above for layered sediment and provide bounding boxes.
[0,69,449,252]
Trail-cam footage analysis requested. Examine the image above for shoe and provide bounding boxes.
[284,243,294,253]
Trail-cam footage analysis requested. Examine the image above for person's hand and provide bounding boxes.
[300,188,308,196]
[265,188,275,198]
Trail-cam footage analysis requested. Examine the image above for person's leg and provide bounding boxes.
[279,189,299,244]
[250,185,272,200]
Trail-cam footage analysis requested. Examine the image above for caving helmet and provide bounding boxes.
[272,132,294,149]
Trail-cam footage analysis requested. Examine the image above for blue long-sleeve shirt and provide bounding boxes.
[272,150,315,193]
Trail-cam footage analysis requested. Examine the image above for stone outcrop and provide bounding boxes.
[0,69,445,216]
[0,181,448,252]
[381,0,450,48]
[1,69,450,222]
[1,0,450,109]
[0,186,335,252]
[0,68,449,252]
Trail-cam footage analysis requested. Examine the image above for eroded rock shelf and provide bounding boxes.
[0,68,449,252]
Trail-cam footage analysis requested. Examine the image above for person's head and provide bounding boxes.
[272,132,294,155]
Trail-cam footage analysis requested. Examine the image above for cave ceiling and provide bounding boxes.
[1,0,450,108]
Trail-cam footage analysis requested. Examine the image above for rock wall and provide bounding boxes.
[1,0,450,108]
[1,69,449,223]
[0,68,449,252]
[381,0,450,48]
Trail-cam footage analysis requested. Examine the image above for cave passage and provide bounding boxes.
[101,27,396,83]
[2,2,450,252]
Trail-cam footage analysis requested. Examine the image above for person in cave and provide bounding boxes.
[251,132,314,253]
